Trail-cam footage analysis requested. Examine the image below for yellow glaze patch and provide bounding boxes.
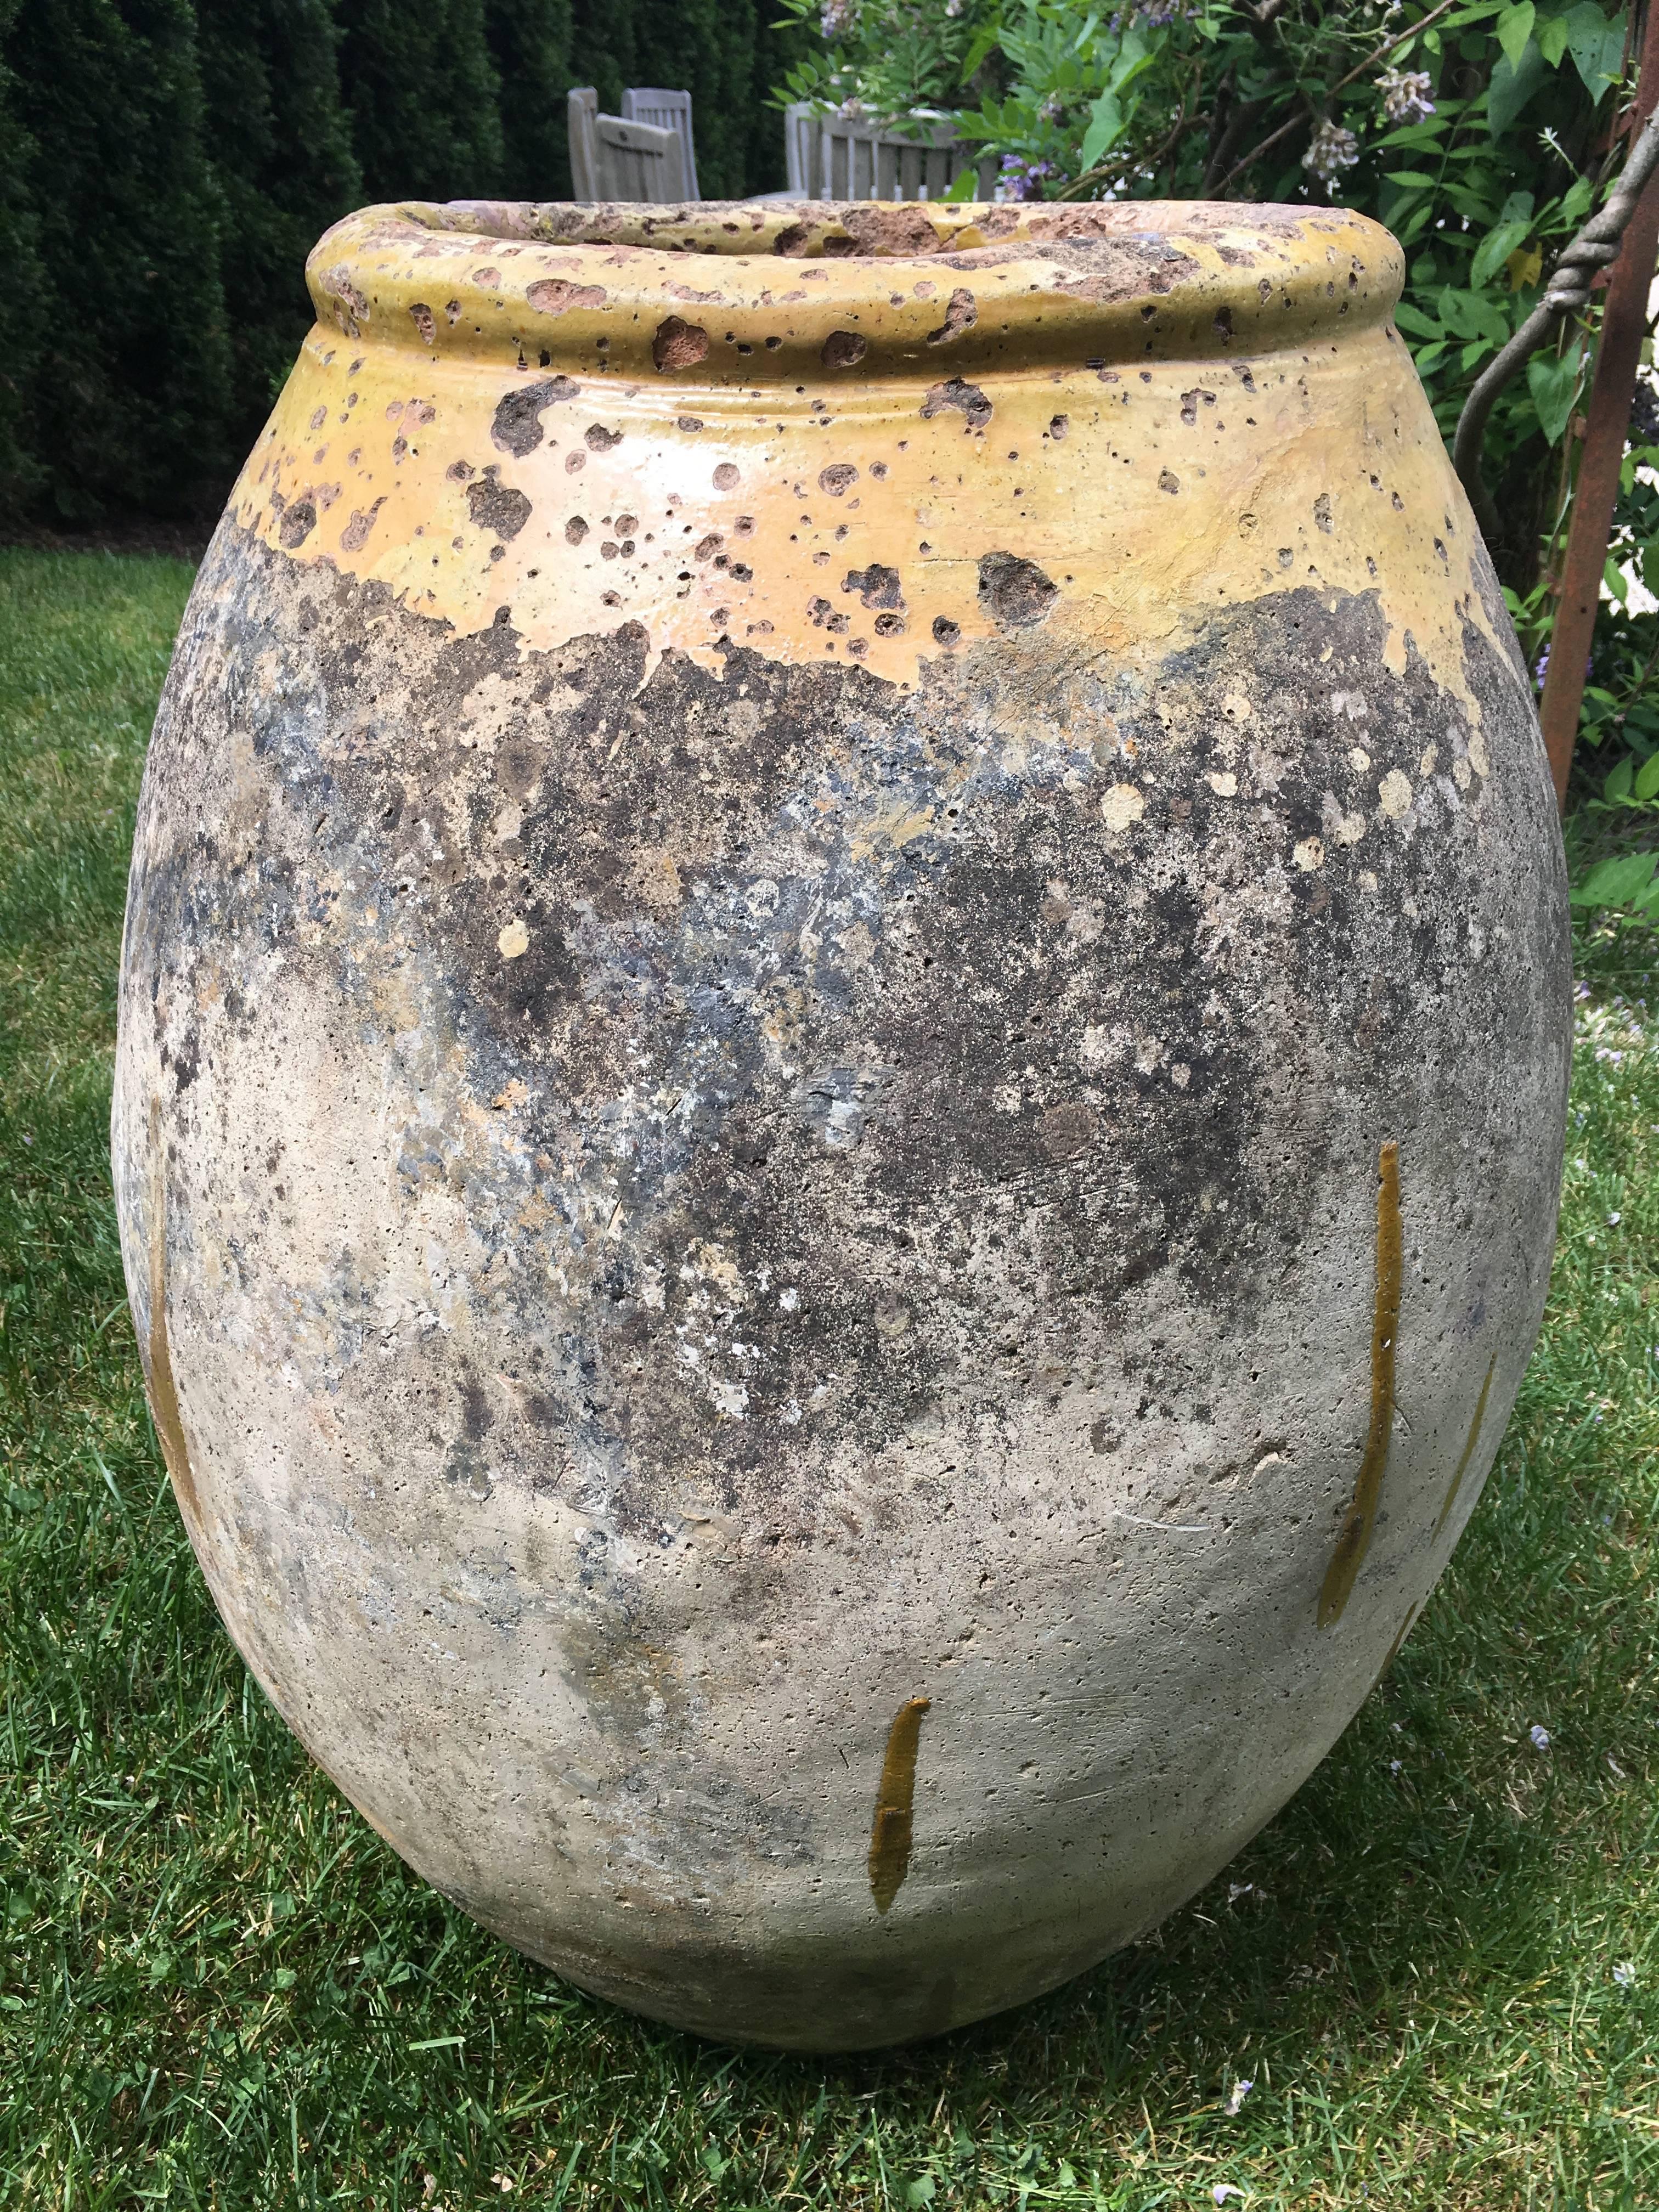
[1319,1138,1403,1629]
[232,200,1502,713]
[868,1695,930,1914]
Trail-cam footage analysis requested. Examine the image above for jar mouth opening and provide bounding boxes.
[307,199,1403,381]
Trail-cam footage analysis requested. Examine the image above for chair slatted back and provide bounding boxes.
[567,87,599,199]
[809,110,994,202]
[593,112,691,203]
[621,87,699,198]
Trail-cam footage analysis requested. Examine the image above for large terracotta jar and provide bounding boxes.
[114,198,1569,2050]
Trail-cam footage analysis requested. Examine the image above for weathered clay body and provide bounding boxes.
[114,198,1569,2050]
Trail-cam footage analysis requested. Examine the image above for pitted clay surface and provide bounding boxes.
[114,199,1569,2050]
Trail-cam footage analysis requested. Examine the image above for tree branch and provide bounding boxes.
[1201,92,1272,194]
[1215,0,1463,195]
[1453,102,1659,546]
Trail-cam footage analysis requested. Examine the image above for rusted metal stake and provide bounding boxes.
[1539,1,1659,809]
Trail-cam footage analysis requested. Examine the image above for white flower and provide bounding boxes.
[1214,2189,1246,2207]
[1615,1961,1637,1987]
[1224,2077,1254,2115]
[1529,1723,1551,1752]
[1302,119,1360,184]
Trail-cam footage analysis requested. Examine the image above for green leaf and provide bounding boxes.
[1393,300,1444,338]
[1564,2,1627,98]
[1498,2,1536,69]
[1571,849,1657,905]
[1604,552,1630,606]
[1635,751,1659,799]
[1528,343,1584,442]
[960,22,1002,82]
[1472,219,1534,286]
[1539,13,1571,61]
[940,165,980,200]
[1079,89,1124,171]
[1488,42,1549,131]
[1499,188,1536,222]
[1377,120,1450,150]
[1385,170,1441,189]
[1438,284,1510,341]
[1607,755,1635,799]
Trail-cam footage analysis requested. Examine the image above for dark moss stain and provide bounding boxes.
[490,376,578,457]
[921,378,991,431]
[927,287,977,344]
[1434,1350,1496,1536]
[278,500,316,550]
[978,552,1057,628]
[868,1696,929,1913]
[843,564,903,610]
[1318,1139,1403,1629]
[131,526,1565,1615]
[467,469,533,540]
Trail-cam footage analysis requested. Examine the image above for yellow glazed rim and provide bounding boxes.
[307,198,1404,384]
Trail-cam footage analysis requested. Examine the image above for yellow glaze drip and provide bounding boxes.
[1369,1601,1420,1697]
[1319,1139,1403,1629]
[143,1116,200,1531]
[868,1696,930,1915]
[1434,1351,1497,1537]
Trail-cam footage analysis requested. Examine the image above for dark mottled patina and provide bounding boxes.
[114,196,1570,2050]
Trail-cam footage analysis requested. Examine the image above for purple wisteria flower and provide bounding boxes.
[1303,118,1361,184]
[999,153,1063,200]
[1376,66,1435,123]
[1109,0,1195,25]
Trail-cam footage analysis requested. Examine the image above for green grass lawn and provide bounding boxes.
[3,545,1658,2211]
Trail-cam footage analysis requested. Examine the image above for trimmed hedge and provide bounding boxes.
[0,0,805,523]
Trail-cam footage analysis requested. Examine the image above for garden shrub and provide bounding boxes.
[0,0,801,523]
[7,0,235,522]
[198,0,363,460]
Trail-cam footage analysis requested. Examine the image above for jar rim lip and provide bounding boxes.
[306,199,1403,381]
